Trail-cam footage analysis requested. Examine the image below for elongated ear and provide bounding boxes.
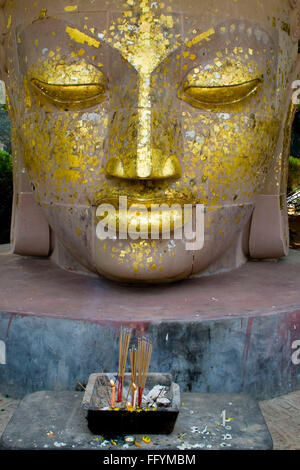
[290,0,300,40]
[249,54,300,259]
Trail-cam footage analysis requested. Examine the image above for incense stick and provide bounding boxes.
[98,374,111,407]
[129,348,137,406]
[117,328,132,402]
[76,380,86,392]
[137,337,152,407]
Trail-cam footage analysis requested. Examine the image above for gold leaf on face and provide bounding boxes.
[181,78,263,107]
[31,78,106,107]
[65,26,100,48]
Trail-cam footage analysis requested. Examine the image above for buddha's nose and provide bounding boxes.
[104,107,182,181]
[105,152,182,180]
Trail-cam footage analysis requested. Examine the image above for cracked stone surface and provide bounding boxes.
[0,391,273,450]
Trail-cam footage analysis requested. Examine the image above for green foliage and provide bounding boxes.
[288,156,300,193]
[0,149,13,244]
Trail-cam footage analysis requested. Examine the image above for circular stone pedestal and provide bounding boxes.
[0,251,300,400]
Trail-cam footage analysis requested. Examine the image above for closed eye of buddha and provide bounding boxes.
[30,78,107,108]
[179,77,263,108]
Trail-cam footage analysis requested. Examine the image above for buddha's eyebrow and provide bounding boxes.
[17,21,102,49]
[184,24,273,50]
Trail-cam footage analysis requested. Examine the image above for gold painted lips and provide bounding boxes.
[95,197,194,235]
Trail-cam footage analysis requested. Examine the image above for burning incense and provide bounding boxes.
[137,337,152,408]
[126,401,134,412]
[117,328,132,402]
[110,380,116,408]
[132,382,137,408]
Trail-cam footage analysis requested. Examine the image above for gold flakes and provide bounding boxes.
[186,28,215,47]
[160,14,173,28]
[65,26,100,48]
[64,5,78,12]
[6,14,12,29]
[39,9,47,19]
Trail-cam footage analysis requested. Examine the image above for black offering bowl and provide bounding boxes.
[82,373,180,435]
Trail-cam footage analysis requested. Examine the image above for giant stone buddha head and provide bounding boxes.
[0,0,299,282]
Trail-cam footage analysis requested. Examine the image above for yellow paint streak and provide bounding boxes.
[64,5,78,12]
[186,28,215,47]
[65,26,100,48]
[6,15,12,29]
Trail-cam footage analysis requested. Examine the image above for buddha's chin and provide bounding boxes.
[43,200,254,283]
[93,238,194,283]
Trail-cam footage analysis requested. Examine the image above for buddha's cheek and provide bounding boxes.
[186,119,278,274]
[42,204,96,273]
[192,204,254,274]
[183,115,278,206]
[20,114,106,205]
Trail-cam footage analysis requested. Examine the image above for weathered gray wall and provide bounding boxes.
[0,310,299,400]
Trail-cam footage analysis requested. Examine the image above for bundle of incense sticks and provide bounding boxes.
[117,327,132,403]
[129,348,137,406]
[137,337,152,408]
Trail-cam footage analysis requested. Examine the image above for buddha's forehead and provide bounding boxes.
[6,0,290,29]
[5,0,290,75]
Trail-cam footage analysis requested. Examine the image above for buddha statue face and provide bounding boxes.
[0,0,299,282]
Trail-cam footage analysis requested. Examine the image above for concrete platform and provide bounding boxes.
[0,391,273,450]
[0,252,300,399]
